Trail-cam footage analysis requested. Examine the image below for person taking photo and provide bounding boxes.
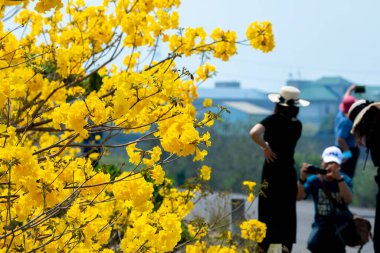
[335,84,360,179]
[297,146,353,253]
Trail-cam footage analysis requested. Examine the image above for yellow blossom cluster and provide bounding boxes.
[1,0,62,12]
[210,28,238,61]
[0,0,28,7]
[203,98,213,108]
[199,165,212,181]
[185,217,267,253]
[186,241,238,253]
[240,219,267,243]
[196,63,217,82]
[246,21,275,53]
[188,223,208,240]
[168,27,207,56]
[0,0,272,251]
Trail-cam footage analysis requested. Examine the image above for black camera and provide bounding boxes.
[306,165,327,175]
[354,85,366,93]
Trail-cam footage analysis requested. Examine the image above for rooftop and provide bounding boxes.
[197,87,268,100]
[314,76,353,86]
[300,85,338,101]
[224,101,272,115]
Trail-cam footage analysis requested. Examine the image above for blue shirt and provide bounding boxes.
[303,174,353,222]
[335,110,356,148]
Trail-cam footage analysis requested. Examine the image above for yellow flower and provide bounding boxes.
[0,124,6,133]
[201,132,212,147]
[0,0,276,251]
[226,231,232,240]
[186,241,206,253]
[88,152,99,160]
[247,193,255,203]
[196,63,216,82]
[199,165,211,181]
[35,0,63,13]
[126,143,142,165]
[188,224,208,239]
[67,100,88,134]
[151,164,165,185]
[240,219,267,243]
[243,181,257,191]
[202,98,213,107]
[0,0,27,6]
[246,21,275,53]
[112,172,154,212]
[201,112,214,127]
[193,147,208,161]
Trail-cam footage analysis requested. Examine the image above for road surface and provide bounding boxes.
[294,200,374,253]
[188,193,375,252]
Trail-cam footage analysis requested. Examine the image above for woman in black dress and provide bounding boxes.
[249,86,309,252]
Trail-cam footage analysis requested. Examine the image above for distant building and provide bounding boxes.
[287,76,380,126]
[215,81,241,89]
[196,77,380,133]
[196,81,272,123]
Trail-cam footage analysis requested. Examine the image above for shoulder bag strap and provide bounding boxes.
[317,175,343,210]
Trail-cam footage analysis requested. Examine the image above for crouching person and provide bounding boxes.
[296,146,353,253]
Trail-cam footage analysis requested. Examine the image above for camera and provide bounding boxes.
[306,165,327,175]
[354,85,366,93]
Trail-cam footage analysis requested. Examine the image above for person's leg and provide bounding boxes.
[257,240,269,253]
[282,243,292,252]
[317,224,346,253]
[258,195,271,253]
[327,238,346,253]
[374,174,380,253]
[340,147,359,178]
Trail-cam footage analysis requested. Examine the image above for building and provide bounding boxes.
[195,81,272,124]
[197,77,380,134]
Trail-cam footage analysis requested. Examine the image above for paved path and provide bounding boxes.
[189,193,375,252]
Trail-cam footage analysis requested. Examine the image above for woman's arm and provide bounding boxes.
[249,123,277,162]
[249,124,267,149]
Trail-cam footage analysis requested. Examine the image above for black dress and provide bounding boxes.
[361,106,380,253]
[258,113,302,249]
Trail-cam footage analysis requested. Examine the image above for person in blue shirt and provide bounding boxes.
[335,85,360,179]
[297,146,353,253]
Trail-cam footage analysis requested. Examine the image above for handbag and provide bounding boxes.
[319,177,372,251]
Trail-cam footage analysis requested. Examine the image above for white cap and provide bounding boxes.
[322,146,343,165]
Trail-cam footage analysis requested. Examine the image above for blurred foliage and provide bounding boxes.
[317,112,335,135]
[165,120,263,193]
[165,120,377,208]
[102,119,377,208]
[351,158,378,207]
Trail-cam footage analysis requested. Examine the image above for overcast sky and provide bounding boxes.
[175,0,380,92]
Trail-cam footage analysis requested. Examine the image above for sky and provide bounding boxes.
[174,0,380,92]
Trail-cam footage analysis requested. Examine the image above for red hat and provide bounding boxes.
[339,95,356,113]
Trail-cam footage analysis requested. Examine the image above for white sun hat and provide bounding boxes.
[348,99,380,133]
[267,86,310,107]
